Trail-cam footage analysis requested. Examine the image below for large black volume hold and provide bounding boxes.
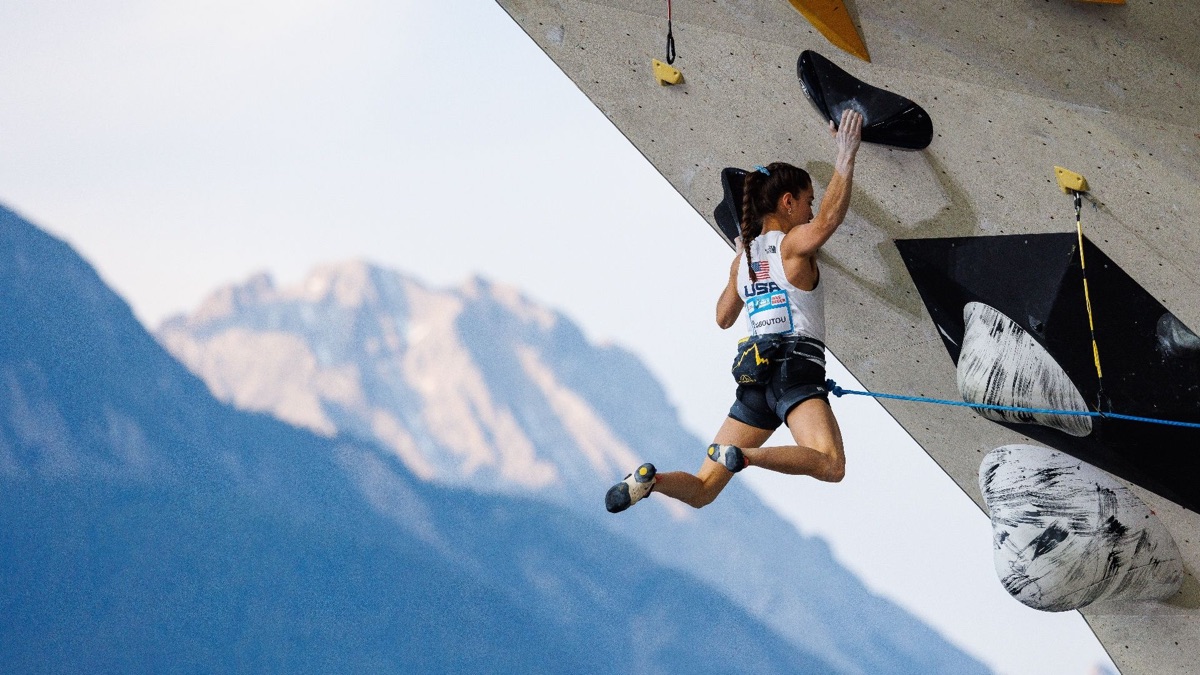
[798,50,933,150]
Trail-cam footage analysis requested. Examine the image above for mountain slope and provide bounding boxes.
[158,258,990,675]
[0,203,839,674]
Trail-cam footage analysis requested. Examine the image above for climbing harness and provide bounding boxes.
[1056,166,1108,411]
[824,379,1200,430]
[732,334,784,385]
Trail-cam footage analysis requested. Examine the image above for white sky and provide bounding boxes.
[0,2,1116,674]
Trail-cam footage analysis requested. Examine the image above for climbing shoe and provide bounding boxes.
[707,444,747,473]
[605,463,657,513]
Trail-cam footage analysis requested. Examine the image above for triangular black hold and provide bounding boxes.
[897,233,1200,513]
[712,167,747,248]
[798,50,933,150]
[896,234,1074,365]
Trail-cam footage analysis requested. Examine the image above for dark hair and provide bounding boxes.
[740,162,811,282]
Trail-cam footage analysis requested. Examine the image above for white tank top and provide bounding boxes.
[735,230,826,342]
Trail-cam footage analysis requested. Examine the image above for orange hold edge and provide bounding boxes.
[786,0,870,63]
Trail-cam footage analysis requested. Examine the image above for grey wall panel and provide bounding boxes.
[496,1,1200,672]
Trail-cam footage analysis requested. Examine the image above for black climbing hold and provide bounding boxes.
[712,167,748,247]
[897,233,1200,513]
[798,50,933,150]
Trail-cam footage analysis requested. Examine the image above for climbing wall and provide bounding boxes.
[495,1,1200,672]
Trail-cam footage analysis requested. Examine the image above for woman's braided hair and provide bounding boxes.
[740,162,812,283]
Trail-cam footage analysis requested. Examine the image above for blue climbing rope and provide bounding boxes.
[824,379,1200,430]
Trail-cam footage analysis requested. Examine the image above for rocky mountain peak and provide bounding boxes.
[463,274,558,332]
[294,260,387,308]
[187,271,278,325]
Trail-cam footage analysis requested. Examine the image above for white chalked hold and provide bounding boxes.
[958,302,1092,437]
[979,445,1183,612]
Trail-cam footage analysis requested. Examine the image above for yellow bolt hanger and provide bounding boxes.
[1055,166,1089,194]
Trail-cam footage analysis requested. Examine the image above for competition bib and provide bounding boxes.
[747,290,794,335]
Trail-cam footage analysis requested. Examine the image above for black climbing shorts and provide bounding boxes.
[728,336,829,431]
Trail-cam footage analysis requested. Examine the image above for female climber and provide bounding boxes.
[606,108,863,513]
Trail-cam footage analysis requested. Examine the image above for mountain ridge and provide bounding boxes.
[2,201,846,674]
[158,255,990,675]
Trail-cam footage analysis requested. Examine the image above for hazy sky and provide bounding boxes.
[0,2,1115,673]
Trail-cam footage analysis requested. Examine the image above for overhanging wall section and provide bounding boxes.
[496,1,1200,673]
